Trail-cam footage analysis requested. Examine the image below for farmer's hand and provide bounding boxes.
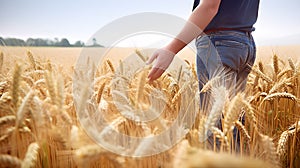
[146,48,175,81]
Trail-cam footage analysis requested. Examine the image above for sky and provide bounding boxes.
[1,0,300,46]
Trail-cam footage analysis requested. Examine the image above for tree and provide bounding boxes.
[26,38,35,46]
[74,40,84,47]
[3,38,26,46]
[92,38,98,46]
[59,38,70,47]
[0,37,4,46]
[91,38,103,47]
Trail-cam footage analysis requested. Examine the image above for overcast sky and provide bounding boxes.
[1,0,300,46]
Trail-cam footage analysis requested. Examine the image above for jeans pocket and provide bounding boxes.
[215,40,248,71]
[196,35,210,49]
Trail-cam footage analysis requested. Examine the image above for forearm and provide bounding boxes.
[165,0,221,54]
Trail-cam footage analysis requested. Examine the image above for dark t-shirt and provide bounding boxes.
[193,0,260,32]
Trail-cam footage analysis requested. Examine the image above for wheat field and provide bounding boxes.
[0,46,299,168]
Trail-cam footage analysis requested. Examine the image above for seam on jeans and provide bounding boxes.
[206,38,212,66]
[215,40,247,49]
[244,35,256,71]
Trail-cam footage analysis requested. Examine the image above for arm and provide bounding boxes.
[147,0,221,81]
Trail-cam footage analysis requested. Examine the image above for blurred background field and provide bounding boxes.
[1,45,299,67]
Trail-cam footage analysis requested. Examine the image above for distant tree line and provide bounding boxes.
[0,37,103,47]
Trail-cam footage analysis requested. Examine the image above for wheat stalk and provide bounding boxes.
[119,60,124,75]
[135,70,147,109]
[177,65,182,83]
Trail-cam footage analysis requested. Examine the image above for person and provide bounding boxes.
[146,0,260,151]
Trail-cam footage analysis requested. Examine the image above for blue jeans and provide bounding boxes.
[195,30,256,151]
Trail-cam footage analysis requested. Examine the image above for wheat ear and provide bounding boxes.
[288,58,296,72]
[0,51,3,72]
[224,94,243,134]
[21,142,40,168]
[44,71,56,104]
[211,127,230,151]
[177,65,182,83]
[258,61,264,73]
[0,154,22,168]
[273,54,279,75]
[106,60,115,73]
[12,64,22,111]
[26,50,36,70]
[0,115,16,127]
[204,86,226,137]
[45,59,52,72]
[135,49,147,62]
[259,134,279,168]
[276,130,289,158]
[75,144,106,159]
[268,78,288,94]
[235,121,250,142]
[56,75,64,109]
[251,68,273,83]
[96,81,106,104]
[16,90,34,128]
[277,69,293,80]
[200,76,221,93]
[263,92,297,102]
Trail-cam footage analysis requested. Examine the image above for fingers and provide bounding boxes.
[148,67,165,81]
[146,52,158,65]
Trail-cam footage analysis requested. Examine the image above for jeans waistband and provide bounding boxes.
[204,28,252,34]
[197,29,252,40]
